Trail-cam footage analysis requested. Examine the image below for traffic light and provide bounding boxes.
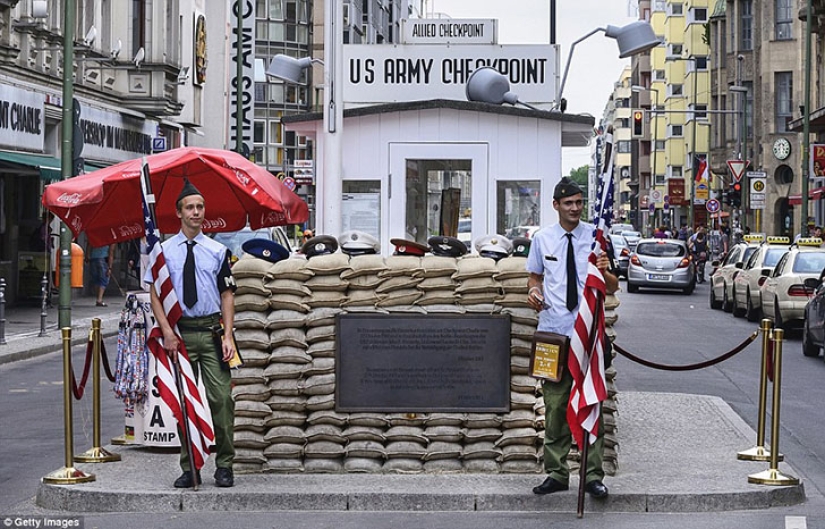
[730,181,742,208]
[722,190,732,206]
[632,109,644,138]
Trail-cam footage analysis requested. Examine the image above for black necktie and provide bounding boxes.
[565,233,577,311]
[184,240,198,308]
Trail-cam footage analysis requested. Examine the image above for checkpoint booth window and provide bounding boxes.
[342,180,381,243]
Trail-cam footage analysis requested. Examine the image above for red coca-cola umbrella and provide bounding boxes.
[42,147,309,246]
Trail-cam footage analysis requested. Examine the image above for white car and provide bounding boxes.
[761,238,825,329]
[731,237,790,321]
[709,234,764,312]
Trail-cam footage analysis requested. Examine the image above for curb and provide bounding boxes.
[0,316,121,366]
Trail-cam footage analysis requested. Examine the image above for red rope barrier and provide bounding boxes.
[100,341,116,383]
[70,338,94,400]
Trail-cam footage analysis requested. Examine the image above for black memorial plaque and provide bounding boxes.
[335,314,511,412]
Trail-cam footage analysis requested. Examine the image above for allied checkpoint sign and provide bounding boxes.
[343,44,559,108]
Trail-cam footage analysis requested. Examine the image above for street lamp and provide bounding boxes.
[632,85,658,235]
[267,0,343,237]
[467,21,659,111]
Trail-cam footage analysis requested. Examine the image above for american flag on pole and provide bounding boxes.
[141,161,215,471]
[566,128,615,448]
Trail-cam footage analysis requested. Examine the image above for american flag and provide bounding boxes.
[141,161,215,471]
[566,128,615,448]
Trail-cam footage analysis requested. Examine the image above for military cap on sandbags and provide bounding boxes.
[301,235,339,258]
[553,176,583,200]
[474,234,513,261]
[511,236,532,258]
[428,235,468,258]
[339,230,380,256]
[390,238,429,256]
[177,178,202,204]
[241,238,290,263]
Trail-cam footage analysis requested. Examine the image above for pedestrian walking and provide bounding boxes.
[88,244,113,306]
[145,179,238,488]
[525,177,619,499]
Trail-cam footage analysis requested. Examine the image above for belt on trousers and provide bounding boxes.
[177,313,221,331]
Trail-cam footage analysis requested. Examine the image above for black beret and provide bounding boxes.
[301,235,339,258]
[427,236,468,258]
[241,238,290,263]
[553,177,583,200]
[177,178,202,203]
[390,238,429,256]
[511,236,532,258]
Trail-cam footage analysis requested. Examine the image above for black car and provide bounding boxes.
[803,272,825,357]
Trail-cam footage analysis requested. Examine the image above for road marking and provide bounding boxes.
[786,516,807,529]
[8,389,27,393]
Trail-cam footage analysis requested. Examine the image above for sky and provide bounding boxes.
[426,0,637,176]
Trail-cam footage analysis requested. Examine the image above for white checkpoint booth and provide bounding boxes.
[282,99,594,253]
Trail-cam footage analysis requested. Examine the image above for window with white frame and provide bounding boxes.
[668,124,684,137]
[655,140,665,151]
[617,141,632,153]
[669,3,683,16]
[669,84,684,97]
[670,166,683,178]
[775,0,793,40]
[654,69,666,81]
[667,43,683,58]
[691,104,708,120]
[689,7,708,23]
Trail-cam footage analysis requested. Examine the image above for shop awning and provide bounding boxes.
[0,150,61,181]
[788,185,825,205]
[0,151,108,182]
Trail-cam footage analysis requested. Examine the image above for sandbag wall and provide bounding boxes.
[229,252,619,474]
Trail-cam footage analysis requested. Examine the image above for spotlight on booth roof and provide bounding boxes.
[301,235,339,258]
[241,238,290,264]
[390,238,429,256]
[475,234,513,261]
[339,230,380,256]
[428,236,469,258]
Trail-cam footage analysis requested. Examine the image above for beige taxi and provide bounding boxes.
[709,234,764,312]
[731,236,791,321]
[760,238,825,329]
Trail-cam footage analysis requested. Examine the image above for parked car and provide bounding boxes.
[609,223,635,235]
[731,236,791,321]
[802,271,825,357]
[760,238,825,330]
[626,238,695,294]
[609,233,630,278]
[458,218,472,247]
[507,225,540,240]
[709,234,764,312]
[621,230,642,251]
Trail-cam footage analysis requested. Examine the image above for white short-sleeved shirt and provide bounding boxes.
[144,231,231,318]
[525,221,595,336]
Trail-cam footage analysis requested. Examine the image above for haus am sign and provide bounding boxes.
[343,44,558,107]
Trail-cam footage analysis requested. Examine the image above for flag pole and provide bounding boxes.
[140,159,199,490]
[172,355,199,490]
[576,430,589,517]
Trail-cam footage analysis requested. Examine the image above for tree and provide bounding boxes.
[569,165,590,221]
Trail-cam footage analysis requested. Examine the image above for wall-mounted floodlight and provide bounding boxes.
[110,39,121,60]
[133,47,144,68]
[82,26,96,48]
[556,21,659,111]
[266,54,323,84]
[177,66,190,84]
[465,67,540,111]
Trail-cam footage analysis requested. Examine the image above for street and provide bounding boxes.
[2,280,825,528]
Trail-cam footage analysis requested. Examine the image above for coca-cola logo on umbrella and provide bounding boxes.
[58,193,83,205]
[202,218,228,230]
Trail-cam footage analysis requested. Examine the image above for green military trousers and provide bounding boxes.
[541,369,605,485]
[178,323,235,472]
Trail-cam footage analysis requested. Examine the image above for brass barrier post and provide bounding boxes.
[748,328,799,486]
[738,319,783,462]
[75,319,121,463]
[42,328,95,484]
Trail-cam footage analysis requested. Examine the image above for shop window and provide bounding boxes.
[342,180,382,241]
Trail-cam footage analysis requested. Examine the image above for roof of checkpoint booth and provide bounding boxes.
[41,147,310,247]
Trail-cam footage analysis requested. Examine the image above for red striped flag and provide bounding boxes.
[695,156,709,183]
[141,163,215,471]
[566,130,614,448]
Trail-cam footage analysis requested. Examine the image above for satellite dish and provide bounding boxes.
[83,26,96,47]
[134,47,145,68]
[110,39,121,60]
